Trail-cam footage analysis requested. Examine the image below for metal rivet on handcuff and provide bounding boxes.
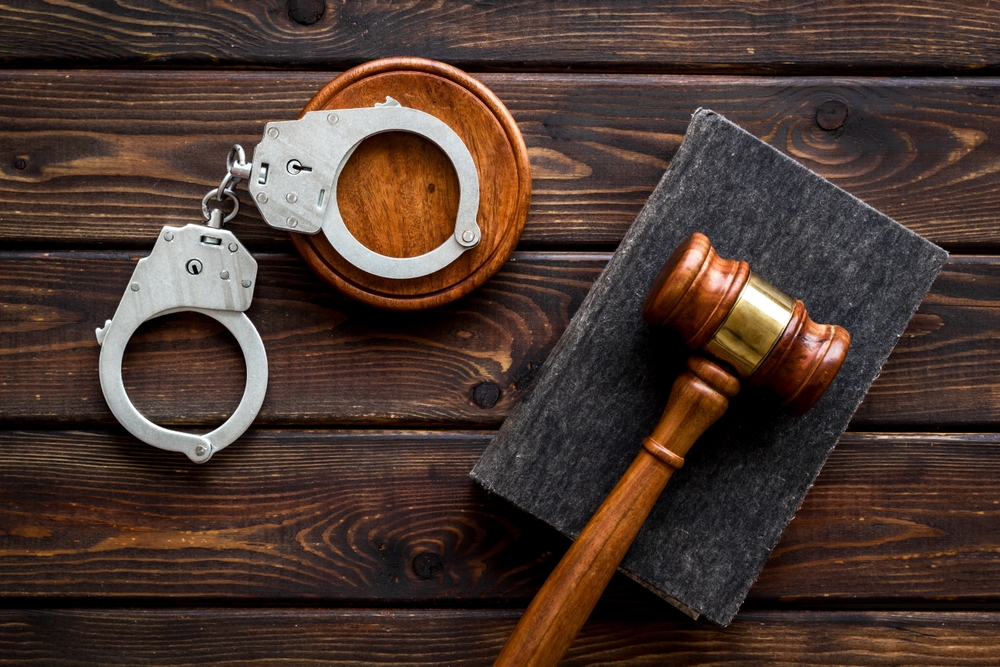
[96,176,267,464]
[97,97,480,462]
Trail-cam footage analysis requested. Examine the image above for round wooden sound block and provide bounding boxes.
[292,57,532,310]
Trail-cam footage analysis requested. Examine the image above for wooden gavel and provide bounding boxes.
[494,232,851,667]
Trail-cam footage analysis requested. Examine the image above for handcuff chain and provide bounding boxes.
[221,144,251,194]
[202,145,251,228]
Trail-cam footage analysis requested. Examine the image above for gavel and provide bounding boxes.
[494,232,850,667]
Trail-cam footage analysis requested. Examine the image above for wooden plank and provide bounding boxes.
[0,251,599,428]
[4,72,1000,250]
[2,610,999,666]
[851,256,1000,429]
[0,251,996,429]
[1,430,998,603]
[0,430,540,601]
[1,1,998,73]
[754,433,1000,602]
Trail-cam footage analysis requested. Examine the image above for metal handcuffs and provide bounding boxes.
[97,99,480,462]
[248,97,481,279]
[96,201,267,464]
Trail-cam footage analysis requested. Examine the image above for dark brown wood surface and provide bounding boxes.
[6,73,1000,251]
[1,430,998,604]
[1,1,998,74]
[3,610,999,666]
[2,252,999,429]
[3,2,1000,663]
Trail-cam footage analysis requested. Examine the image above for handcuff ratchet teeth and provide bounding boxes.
[96,192,267,464]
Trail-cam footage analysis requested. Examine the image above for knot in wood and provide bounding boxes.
[412,552,443,580]
[473,381,501,408]
[288,0,325,26]
[816,99,849,131]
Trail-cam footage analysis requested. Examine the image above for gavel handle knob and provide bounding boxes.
[493,357,740,667]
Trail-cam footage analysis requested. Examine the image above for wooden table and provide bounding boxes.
[2,2,1000,664]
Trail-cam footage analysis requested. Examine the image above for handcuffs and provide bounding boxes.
[97,98,482,462]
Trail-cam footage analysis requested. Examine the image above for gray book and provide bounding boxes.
[471,109,947,625]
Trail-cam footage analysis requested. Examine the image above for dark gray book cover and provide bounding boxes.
[471,109,947,625]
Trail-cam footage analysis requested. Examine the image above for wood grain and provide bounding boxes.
[0,251,599,428]
[292,58,531,310]
[5,72,1000,250]
[1,430,998,603]
[753,433,1000,603]
[851,257,1000,429]
[1,0,999,73]
[3,2,995,661]
[2,609,999,666]
[0,251,997,429]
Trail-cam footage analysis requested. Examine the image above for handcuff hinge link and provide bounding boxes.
[228,144,252,182]
[207,207,224,229]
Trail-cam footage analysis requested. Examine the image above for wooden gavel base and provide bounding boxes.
[293,57,532,310]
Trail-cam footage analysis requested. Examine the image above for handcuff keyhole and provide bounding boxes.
[287,159,312,175]
[186,259,204,275]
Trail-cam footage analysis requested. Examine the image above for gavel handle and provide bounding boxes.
[493,356,740,667]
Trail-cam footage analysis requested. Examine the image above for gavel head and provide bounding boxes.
[642,233,850,416]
